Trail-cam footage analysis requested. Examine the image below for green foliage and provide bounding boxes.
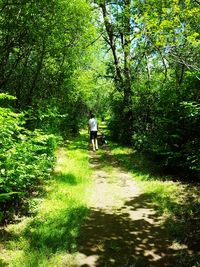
[108,93,125,142]
[0,95,57,223]
[130,74,200,172]
[0,132,91,266]
[102,0,200,174]
[0,0,103,135]
[0,93,16,101]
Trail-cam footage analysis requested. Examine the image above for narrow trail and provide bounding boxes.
[0,133,198,267]
[73,147,178,267]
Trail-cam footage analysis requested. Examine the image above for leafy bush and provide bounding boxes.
[0,94,57,223]
[130,78,200,174]
[107,74,199,174]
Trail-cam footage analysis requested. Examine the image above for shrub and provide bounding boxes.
[0,94,57,223]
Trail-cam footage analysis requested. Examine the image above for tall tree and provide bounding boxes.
[94,0,134,143]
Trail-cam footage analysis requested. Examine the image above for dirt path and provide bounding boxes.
[73,148,179,267]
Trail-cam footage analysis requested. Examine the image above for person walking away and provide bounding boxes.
[88,113,98,151]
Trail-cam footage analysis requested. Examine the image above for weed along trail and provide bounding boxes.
[73,147,179,267]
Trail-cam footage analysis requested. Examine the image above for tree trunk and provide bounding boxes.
[122,0,133,143]
[99,0,133,144]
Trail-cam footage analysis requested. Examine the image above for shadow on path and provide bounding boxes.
[78,197,180,267]
[75,148,196,267]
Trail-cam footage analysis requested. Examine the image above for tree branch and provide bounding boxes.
[85,33,103,48]
[155,46,168,83]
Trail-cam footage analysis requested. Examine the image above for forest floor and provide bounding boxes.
[0,128,200,267]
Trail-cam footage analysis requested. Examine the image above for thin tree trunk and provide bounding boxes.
[100,2,123,84]
[122,0,133,143]
[100,1,133,143]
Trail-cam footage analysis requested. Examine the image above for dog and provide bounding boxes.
[101,133,107,145]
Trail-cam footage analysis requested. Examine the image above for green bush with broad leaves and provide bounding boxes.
[0,94,57,223]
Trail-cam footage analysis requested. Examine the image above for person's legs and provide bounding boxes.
[90,131,98,151]
[91,138,96,151]
[95,138,98,150]
[93,131,98,150]
[90,131,95,151]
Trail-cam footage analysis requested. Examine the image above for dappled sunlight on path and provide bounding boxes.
[73,148,190,267]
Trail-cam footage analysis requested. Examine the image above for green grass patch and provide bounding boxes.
[110,143,200,266]
[0,132,91,267]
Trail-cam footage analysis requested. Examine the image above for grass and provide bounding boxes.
[1,126,199,266]
[110,143,200,266]
[0,131,91,267]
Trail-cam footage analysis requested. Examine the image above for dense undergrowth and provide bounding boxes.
[0,94,57,224]
[109,77,200,175]
[0,132,91,266]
